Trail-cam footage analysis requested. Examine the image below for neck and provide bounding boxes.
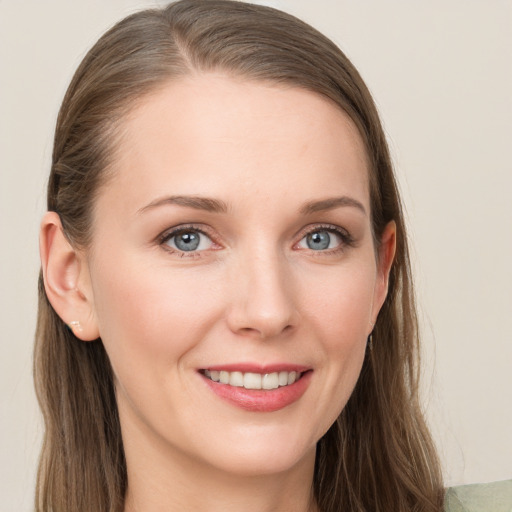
[122,423,318,512]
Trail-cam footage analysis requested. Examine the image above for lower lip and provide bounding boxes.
[200,371,312,412]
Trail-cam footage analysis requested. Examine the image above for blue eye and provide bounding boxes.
[164,229,213,252]
[298,229,343,251]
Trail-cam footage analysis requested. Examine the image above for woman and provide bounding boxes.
[35,1,444,510]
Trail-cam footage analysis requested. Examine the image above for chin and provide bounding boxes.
[188,422,319,478]
[206,442,316,478]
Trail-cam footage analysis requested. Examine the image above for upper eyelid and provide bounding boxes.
[158,224,216,243]
[297,223,351,239]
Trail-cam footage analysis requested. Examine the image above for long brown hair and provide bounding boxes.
[34,1,443,510]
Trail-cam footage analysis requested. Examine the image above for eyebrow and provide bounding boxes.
[138,194,366,216]
[299,196,367,216]
[138,195,229,214]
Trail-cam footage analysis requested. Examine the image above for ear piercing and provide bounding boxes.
[67,320,83,333]
[367,333,374,351]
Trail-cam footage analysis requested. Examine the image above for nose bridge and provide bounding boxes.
[227,241,297,339]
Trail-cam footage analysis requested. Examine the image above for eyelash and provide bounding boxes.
[158,223,355,258]
[296,224,356,255]
[158,224,218,258]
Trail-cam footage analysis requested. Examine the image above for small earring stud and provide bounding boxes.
[367,333,373,351]
[68,320,83,333]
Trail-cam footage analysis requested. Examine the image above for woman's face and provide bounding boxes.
[83,74,394,477]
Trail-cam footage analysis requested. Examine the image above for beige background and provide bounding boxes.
[1,0,511,510]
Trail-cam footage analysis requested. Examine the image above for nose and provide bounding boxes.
[226,249,298,340]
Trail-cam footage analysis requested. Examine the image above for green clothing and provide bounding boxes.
[445,480,512,511]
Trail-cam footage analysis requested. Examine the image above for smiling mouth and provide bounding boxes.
[201,369,303,390]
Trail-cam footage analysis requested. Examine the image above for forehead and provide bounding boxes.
[99,74,370,217]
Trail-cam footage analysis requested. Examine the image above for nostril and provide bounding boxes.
[236,323,294,340]
[225,269,299,338]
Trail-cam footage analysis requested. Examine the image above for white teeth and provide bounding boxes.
[244,372,262,389]
[287,371,297,385]
[262,372,279,390]
[229,371,244,387]
[204,369,302,390]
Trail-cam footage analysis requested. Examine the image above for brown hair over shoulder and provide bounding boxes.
[34,1,444,510]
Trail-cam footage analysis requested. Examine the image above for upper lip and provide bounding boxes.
[200,363,311,373]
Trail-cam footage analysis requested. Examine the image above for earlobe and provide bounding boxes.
[370,221,397,328]
[39,212,99,341]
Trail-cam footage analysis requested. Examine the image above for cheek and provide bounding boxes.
[89,253,223,378]
[300,263,375,425]
[302,261,376,342]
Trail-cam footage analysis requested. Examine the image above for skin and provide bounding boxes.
[41,74,395,512]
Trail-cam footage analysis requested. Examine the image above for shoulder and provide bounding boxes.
[444,480,512,512]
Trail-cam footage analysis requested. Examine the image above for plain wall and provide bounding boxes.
[1,0,510,510]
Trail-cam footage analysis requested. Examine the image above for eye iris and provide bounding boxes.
[307,231,330,250]
[174,231,200,251]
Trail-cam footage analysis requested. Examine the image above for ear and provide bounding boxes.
[370,220,397,331]
[39,212,99,341]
